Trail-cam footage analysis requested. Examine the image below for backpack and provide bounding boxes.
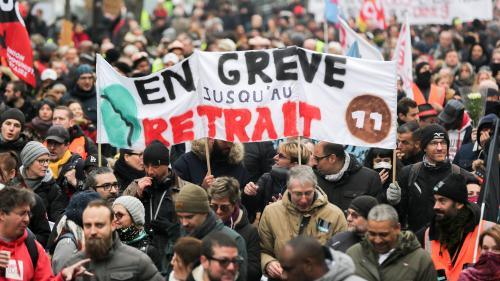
[25,229,38,272]
[407,162,462,191]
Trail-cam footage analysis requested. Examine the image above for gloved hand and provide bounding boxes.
[386,182,401,205]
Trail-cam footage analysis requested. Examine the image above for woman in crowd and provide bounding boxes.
[66,99,96,142]
[242,141,311,222]
[169,237,202,281]
[364,148,396,191]
[112,195,161,270]
[25,99,55,141]
[113,148,145,191]
[458,225,500,281]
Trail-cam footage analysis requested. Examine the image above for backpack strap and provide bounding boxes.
[407,162,423,191]
[451,164,461,175]
[25,229,39,273]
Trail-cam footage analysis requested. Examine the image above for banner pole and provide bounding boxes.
[324,21,329,53]
[392,149,397,183]
[205,138,212,175]
[298,136,302,165]
[98,143,102,167]
[473,202,486,263]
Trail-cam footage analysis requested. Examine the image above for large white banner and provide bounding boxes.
[96,47,397,150]
[339,0,493,25]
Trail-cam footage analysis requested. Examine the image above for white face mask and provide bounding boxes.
[373,161,392,170]
[0,183,4,190]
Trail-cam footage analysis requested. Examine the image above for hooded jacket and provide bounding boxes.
[172,140,249,188]
[20,167,67,222]
[259,188,347,272]
[0,230,66,281]
[63,232,164,281]
[233,206,261,281]
[315,155,383,211]
[447,112,472,162]
[315,248,367,281]
[346,231,437,281]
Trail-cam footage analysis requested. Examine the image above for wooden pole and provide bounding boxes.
[297,136,302,165]
[392,149,397,183]
[205,138,212,175]
[98,143,102,167]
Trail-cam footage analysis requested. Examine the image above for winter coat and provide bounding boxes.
[315,156,383,212]
[114,156,145,191]
[172,140,249,188]
[0,230,65,281]
[122,230,162,272]
[447,113,472,162]
[259,188,347,272]
[346,231,437,281]
[64,232,164,281]
[185,211,248,281]
[243,141,276,183]
[124,175,179,275]
[315,248,367,281]
[51,216,84,274]
[242,166,288,222]
[24,117,52,141]
[234,207,261,281]
[397,161,474,232]
[0,134,28,156]
[68,124,98,160]
[20,168,68,222]
[29,192,51,247]
[328,231,363,253]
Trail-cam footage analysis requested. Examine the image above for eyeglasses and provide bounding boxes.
[128,152,143,157]
[207,255,244,268]
[13,210,32,218]
[95,182,119,191]
[313,154,331,162]
[210,203,233,213]
[428,140,447,147]
[344,210,360,219]
[291,190,314,198]
[37,159,50,165]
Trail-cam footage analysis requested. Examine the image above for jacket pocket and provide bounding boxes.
[110,272,135,280]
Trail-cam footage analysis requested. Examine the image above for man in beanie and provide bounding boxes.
[112,196,161,270]
[0,108,29,155]
[124,140,179,274]
[19,141,67,222]
[175,183,248,281]
[63,64,97,123]
[328,195,378,252]
[0,80,36,121]
[45,125,85,199]
[386,124,475,232]
[259,165,346,280]
[412,62,446,107]
[422,174,496,281]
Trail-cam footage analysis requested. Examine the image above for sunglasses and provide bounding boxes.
[344,210,360,219]
[210,203,233,213]
[207,255,244,268]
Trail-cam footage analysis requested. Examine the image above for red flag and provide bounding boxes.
[0,0,36,87]
[358,0,386,32]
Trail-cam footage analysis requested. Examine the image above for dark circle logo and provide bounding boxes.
[345,94,391,143]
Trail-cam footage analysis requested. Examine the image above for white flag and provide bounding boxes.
[338,17,384,61]
[392,14,413,99]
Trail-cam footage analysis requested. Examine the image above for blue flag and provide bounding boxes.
[346,41,361,58]
[325,0,339,23]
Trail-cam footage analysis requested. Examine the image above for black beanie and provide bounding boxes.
[433,174,468,204]
[65,191,101,227]
[1,108,25,127]
[349,195,379,218]
[143,140,170,166]
[420,124,450,151]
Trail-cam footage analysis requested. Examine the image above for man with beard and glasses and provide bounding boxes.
[347,204,436,281]
[411,62,446,108]
[187,232,242,281]
[421,174,497,281]
[63,199,164,280]
[386,124,475,232]
[84,167,119,203]
[124,140,179,274]
[173,138,249,189]
[328,196,378,253]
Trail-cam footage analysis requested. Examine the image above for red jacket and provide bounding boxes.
[0,230,64,281]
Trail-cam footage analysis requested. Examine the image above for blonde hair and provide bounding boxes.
[279,141,311,164]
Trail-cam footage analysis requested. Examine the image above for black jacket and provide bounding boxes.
[28,191,51,247]
[328,231,363,253]
[234,207,261,281]
[316,156,383,211]
[0,134,28,156]
[243,141,276,183]
[114,156,145,191]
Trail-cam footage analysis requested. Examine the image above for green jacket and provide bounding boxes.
[346,231,436,281]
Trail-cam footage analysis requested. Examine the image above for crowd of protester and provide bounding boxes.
[0,0,499,281]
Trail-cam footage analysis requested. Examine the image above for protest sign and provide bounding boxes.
[392,14,413,99]
[97,47,396,150]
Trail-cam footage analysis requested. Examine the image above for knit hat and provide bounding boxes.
[20,141,49,168]
[45,125,70,144]
[65,191,101,227]
[349,195,379,218]
[1,108,25,127]
[433,174,468,204]
[175,184,210,213]
[143,140,169,166]
[76,64,93,78]
[113,196,145,225]
[420,124,450,150]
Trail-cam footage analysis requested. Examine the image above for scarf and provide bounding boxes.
[114,157,145,187]
[49,150,72,179]
[324,154,350,182]
[422,155,450,171]
[116,225,147,244]
[436,207,474,261]
[459,252,500,281]
[20,166,53,191]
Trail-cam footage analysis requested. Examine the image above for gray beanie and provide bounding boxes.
[113,196,145,225]
[20,141,49,168]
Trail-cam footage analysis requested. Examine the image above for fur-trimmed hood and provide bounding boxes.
[191,138,245,165]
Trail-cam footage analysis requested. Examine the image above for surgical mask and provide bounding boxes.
[468,195,479,204]
[373,161,392,170]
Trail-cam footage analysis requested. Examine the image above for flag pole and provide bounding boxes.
[392,149,397,183]
[298,136,302,165]
[98,143,102,167]
[324,21,329,53]
[205,138,212,175]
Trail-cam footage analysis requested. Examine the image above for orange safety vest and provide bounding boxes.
[412,83,445,106]
[68,136,87,160]
[424,220,496,281]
